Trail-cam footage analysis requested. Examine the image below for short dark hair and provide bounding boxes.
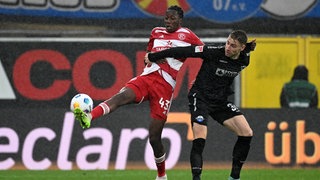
[230,30,248,45]
[167,5,184,19]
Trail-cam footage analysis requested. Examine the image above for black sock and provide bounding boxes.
[190,138,206,178]
[230,136,252,179]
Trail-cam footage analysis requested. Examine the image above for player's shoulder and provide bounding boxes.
[176,27,195,34]
[151,27,167,33]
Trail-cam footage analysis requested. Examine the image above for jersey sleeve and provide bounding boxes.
[146,28,156,52]
[148,45,206,62]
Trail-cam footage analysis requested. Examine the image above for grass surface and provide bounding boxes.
[0,169,320,180]
[0,169,319,180]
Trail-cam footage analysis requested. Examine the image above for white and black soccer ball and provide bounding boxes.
[70,93,93,113]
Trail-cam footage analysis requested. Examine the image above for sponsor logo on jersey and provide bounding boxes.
[155,47,169,52]
[207,45,219,49]
[195,46,204,53]
[216,68,239,77]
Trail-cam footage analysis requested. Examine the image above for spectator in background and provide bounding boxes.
[280,65,318,108]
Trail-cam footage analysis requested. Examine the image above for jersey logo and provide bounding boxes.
[216,68,239,77]
[195,46,204,53]
[195,115,204,122]
[178,33,186,40]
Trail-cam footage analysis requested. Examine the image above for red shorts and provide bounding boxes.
[125,72,174,120]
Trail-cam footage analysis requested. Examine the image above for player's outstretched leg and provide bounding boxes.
[73,107,92,129]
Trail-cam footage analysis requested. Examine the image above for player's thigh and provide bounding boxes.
[188,93,209,139]
[125,76,150,103]
[188,92,209,126]
[223,115,253,136]
[149,79,173,120]
[192,123,208,139]
[107,87,136,106]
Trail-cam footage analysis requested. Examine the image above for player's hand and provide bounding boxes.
[144,53,152,65]
[249,39,256,51]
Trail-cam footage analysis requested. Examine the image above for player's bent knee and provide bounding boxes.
[247,129,253,137]
[237,127,253,137]
[243,126,253,136]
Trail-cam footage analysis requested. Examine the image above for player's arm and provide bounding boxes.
[240,39,256,65]
[244,39,256,53]
[146,45,204,63]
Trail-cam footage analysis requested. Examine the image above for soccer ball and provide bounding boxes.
[70,93,93,113]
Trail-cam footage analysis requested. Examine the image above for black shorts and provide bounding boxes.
[188,92,243,126]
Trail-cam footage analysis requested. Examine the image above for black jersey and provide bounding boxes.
[148,44,251,103]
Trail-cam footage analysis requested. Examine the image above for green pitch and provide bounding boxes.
[0,169,318,180]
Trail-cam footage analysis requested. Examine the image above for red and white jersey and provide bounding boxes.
[142,27,204,88]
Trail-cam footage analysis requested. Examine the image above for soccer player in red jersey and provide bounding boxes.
[73,5,203,180]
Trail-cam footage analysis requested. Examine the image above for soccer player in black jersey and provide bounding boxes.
[145,30,256,180]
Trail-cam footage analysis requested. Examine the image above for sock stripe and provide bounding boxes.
[99,102,110,115]
[155,153,166,163]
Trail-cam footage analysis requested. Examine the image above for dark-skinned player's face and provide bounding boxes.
[164,10,182,33]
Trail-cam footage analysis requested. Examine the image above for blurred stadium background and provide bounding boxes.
[0,0,319,177]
